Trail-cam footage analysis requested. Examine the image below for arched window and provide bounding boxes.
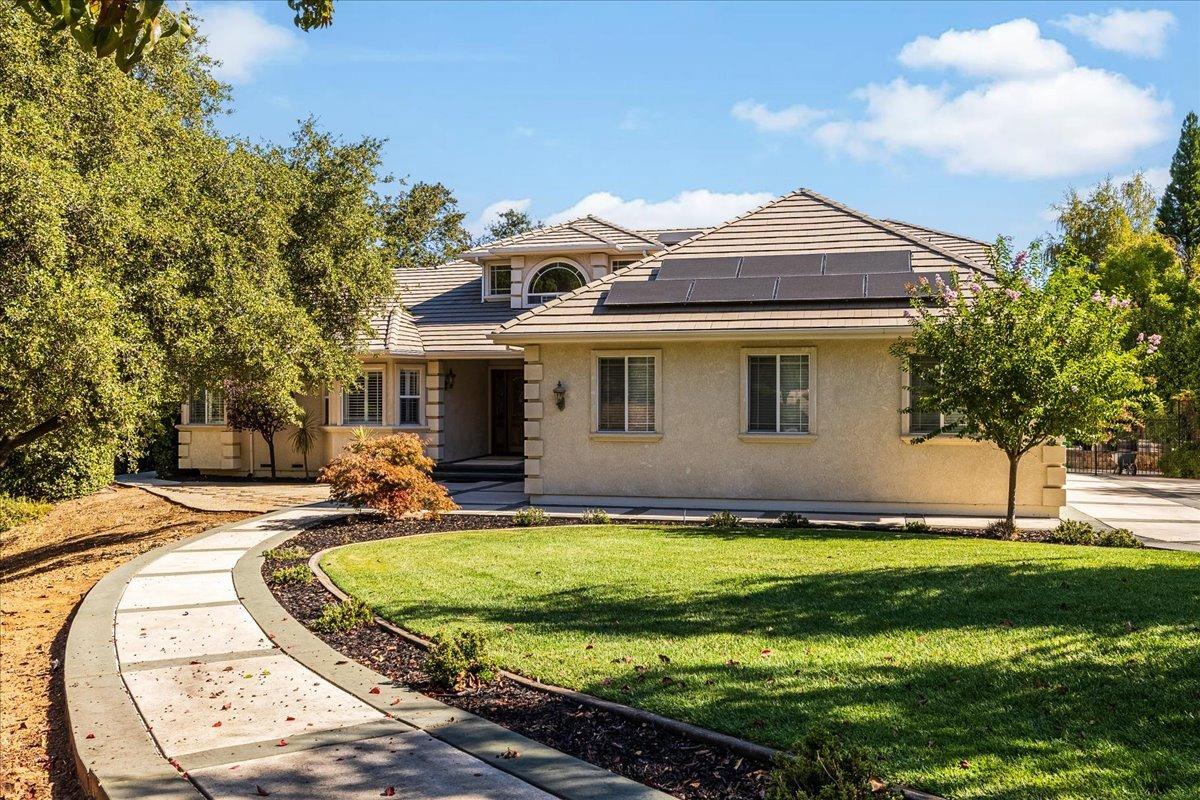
[526,262,585,304]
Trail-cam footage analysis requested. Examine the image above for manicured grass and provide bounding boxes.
[321,525,1200,800]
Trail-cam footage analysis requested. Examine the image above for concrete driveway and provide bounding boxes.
[1066,473,1200,551]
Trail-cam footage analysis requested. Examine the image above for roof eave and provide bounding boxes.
[490,324,909,345]
[464,242,660,258]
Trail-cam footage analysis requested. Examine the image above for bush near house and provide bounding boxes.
[318,433,456,518]
[0,427,116,501]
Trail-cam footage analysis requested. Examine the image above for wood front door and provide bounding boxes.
[490,369,525,456]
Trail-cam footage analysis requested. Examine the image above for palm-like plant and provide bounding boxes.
[288,409,320,479]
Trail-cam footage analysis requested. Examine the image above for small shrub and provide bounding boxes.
[270,565,311,585]
[513,506,548,526]
[0,495,52,533]
[1097,527,1143,548]
[318,433,458,519]
[580,508,612,525]
[312,598,375,633]
[1160,442,1200,479]
[1045,519,1098,545]
[425,629,496,690]
[262,545,310,562]
[903,519,931,533]
[705,510,741,529]
[982,520,1020,540]
[767,727,900,800]
[777,511,810,528]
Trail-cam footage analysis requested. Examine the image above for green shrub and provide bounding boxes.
[903,519,931,533]
[0,495,53,533]
[1097,528,1143,548]
[0,427,116,501]
[513,506,548,526]
[262,545,311,563]
[1160,443,1200,478]
[580,508,612,525]
[425,628,496,690]
[705,510,741,529]
[777,511,810,528]
[312,598,375,633]
[767,728,900,800]
[270,565,311,585]
[982,520,1020,540]
[1044,519,1098,545]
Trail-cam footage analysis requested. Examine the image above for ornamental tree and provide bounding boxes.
[891,241,1153,528]
[224,381,294,480]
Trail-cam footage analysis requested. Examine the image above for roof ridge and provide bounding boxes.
[480,217,578,250]
[799,189,995,277]
[882,218,992,248]
[582,214,662,246]
[565,220,615,247]
[494,189,805,333]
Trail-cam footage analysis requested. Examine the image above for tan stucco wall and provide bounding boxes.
[527,338,1065,516]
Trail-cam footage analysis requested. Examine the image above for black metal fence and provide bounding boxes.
[1066,405,1198,477]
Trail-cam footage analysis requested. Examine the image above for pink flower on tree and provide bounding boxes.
[1013,251,1029,270]
[1004,288,1021,301]
[1091,290,1104,302]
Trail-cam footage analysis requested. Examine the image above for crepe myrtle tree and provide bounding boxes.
[891,240,1155,529]
[224,381,296,480]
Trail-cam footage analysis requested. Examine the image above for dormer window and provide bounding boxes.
[527,261,585,305]
[485,263,512,300]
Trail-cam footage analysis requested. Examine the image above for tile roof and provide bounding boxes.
[493,189,994,343]
[464,216,662,256]
[883,219,993,267]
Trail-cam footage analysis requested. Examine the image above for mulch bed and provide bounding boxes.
[266,513,773,800]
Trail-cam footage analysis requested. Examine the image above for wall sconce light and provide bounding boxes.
[552,380,567,410]
[444,368,456,391]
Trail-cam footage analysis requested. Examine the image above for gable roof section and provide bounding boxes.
[494,189,993,342]
[464,216,661,257]
[883,219,993,267]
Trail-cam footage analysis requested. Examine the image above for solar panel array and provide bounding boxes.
[604,251,948,308]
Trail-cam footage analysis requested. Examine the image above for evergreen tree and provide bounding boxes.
[1157,112,1200,277]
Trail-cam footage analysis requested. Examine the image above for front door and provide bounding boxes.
[490,369,524,456]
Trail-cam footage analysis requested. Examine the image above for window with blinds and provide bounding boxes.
[397,368,421,425]
[907,357,960,434]
[746,353,810,434]
[597,355,656,433]
[344,370,383,425]
[188,389,225,425]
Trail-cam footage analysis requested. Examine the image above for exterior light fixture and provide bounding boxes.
[444,368,456,391]
[553,381,567,410]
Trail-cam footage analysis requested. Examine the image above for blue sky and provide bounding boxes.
[193,1,1198,245]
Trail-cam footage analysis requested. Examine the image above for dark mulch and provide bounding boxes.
[266,514,773,800]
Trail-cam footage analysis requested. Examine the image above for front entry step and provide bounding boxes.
[433,458,523,483]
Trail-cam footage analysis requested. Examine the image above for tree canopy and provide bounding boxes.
[482,208,540,244]
[1157,111,1200,278]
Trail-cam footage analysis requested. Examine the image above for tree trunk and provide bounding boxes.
[0,416,65,466]
[1006,451,1021,530]
[265,433,277,479]
[302,450,309,479]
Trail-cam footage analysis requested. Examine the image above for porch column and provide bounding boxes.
[425,361,445,462]
[522,346,544,495]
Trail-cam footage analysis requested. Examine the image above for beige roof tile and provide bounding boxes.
[464,215,661,257]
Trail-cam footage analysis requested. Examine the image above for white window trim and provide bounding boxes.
[740,347,815,438]
[395,364,425,428]
[524,257,587,307]
[590,349,663,437]
[342,368,385,426]
[483,262,512,301]
[187,389,226,426]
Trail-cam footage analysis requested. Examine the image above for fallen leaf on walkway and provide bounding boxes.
[211,722,221,728]
[369,687,381,694]
[277,739,287,747]
[381,788,395,797]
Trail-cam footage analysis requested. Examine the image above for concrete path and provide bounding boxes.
[66,504,670,800]
[1066,473,1200,551]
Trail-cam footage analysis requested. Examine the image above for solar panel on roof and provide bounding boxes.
[656,257,741,280]
[865,270,952,298]
[738,254,824,277]
[603,279,693,307]
[655,230,703,245]
[687,277,777,304]
[824,250,911,275]
[775,274,867,301]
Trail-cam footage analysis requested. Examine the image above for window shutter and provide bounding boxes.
[778,355,809,433]
[626,356,655,432]
[598,357,626,432]
[747,356,777,432]
[189,395,205,425]
[366,371,383,424]
[208,390,226,425]
[398,369,420,425]
[344,382,366,423]
[909,357,941,434]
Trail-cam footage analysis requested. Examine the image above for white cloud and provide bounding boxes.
[731,100,827,133]
[545,189,775,229]
[512,126,536,138]
[470,198,532,236]
[1054,8,1176,58]
[898,19,1075,78]
[195,2,299,83]
[814,64,1172,178]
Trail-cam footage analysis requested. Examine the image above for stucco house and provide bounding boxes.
[178,188,1067,517]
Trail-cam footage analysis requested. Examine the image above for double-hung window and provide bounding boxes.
[397,368,422,426]
[906,357,961,435]
[745,351,811,434]
[595,352,658,433]
[343,370,383,426]
[188,389,225,426]
[487,263,512,299]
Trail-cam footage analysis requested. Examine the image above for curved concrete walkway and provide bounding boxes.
[66,503,669,800]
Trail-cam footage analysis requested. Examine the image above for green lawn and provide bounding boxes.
[321,525,1200,800]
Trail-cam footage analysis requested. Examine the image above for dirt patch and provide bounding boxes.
[269,515,773,800]
[0,485,251,800]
